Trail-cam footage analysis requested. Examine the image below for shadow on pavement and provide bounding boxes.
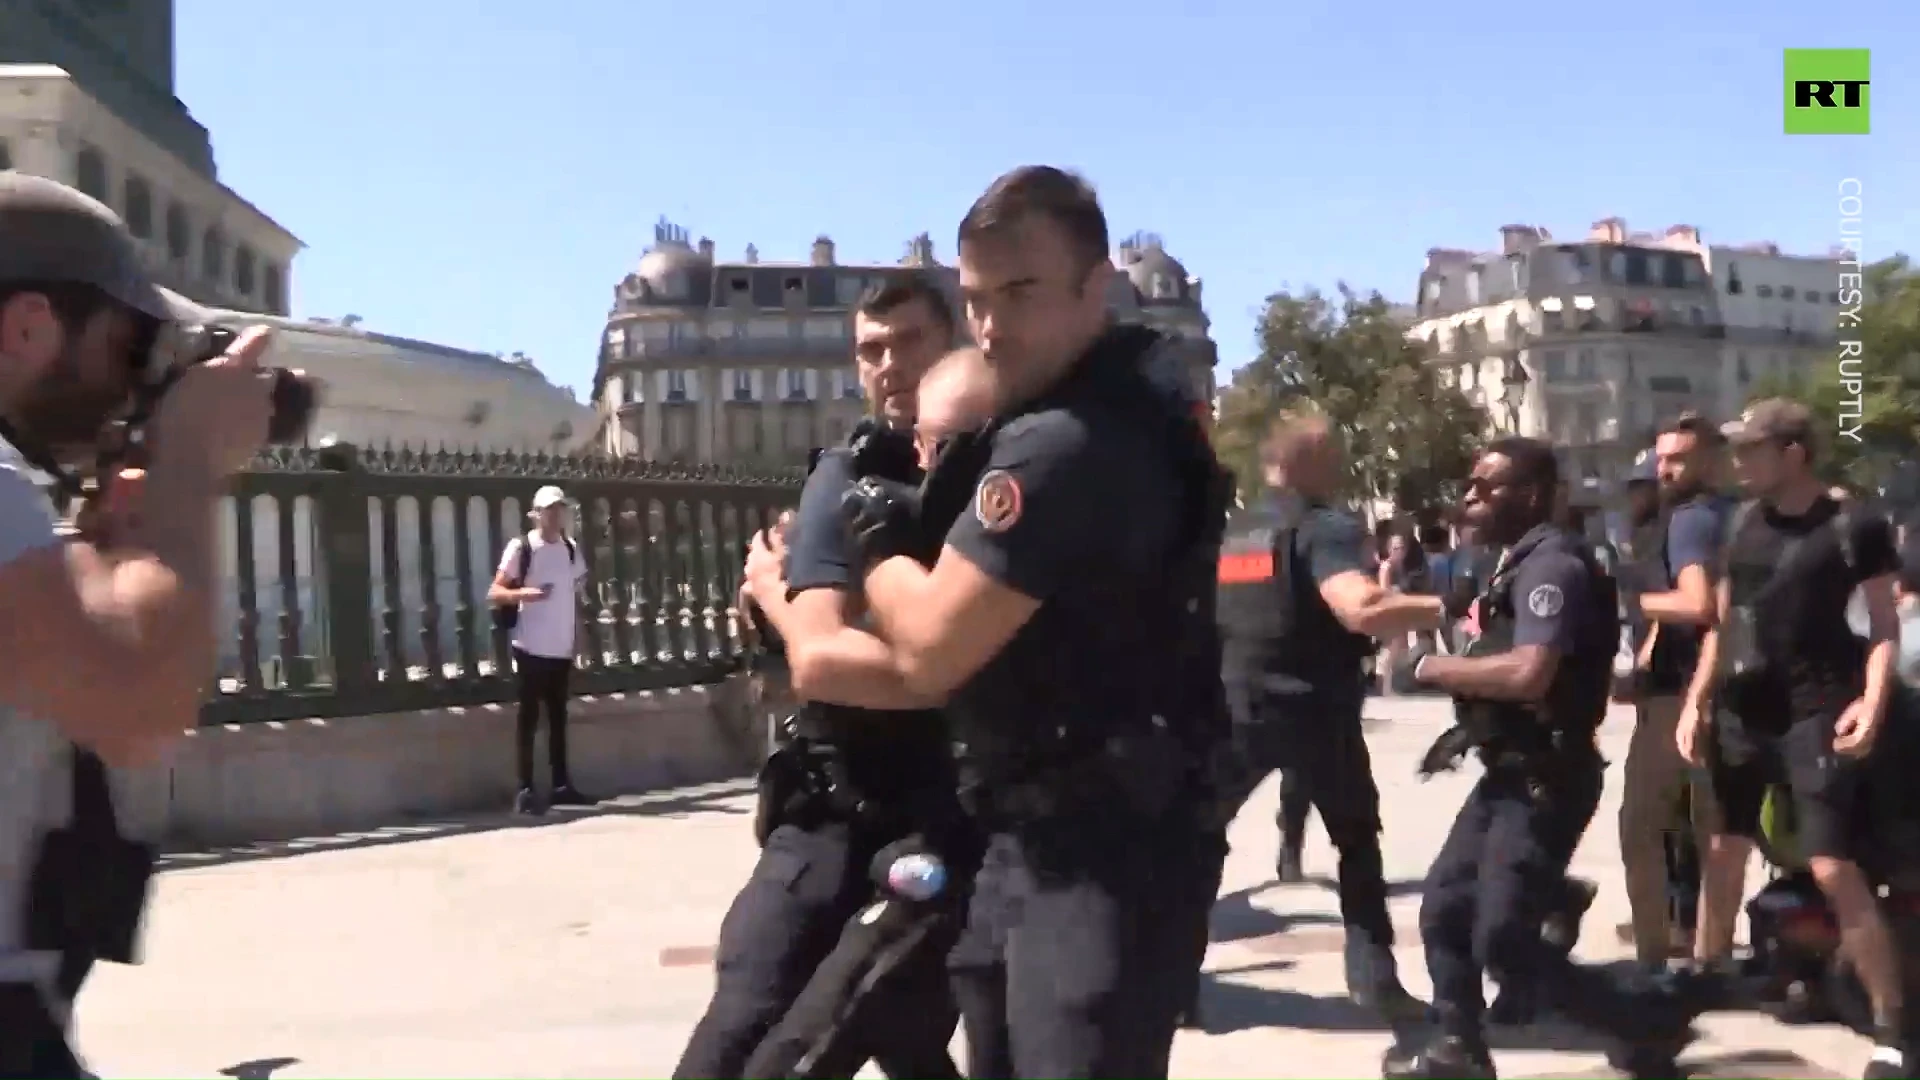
[1300,873,1427,900]
[157,780,755,871]
[1207,882,1340,944]
[219,1058,300,1079]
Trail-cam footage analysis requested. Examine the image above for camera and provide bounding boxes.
[138,323,318,447]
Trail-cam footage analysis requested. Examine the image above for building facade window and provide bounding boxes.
[234,245,257,296]
[0,139,11,170]
[122,174,154,238]
[202,227,225,282]
[785,368,807,400]
[732,369,753,401]
[164,202,190,260]
[75,146,108,202]
[666,370,688,400]
[263,264,286,314]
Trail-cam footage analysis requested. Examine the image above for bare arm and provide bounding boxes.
[1859,573,1901,718]
[1640,564,1717,626]
[1320,570,1446,638]
[757,585,943,710]
[1681,579,1730,712]
[0,467,221,763]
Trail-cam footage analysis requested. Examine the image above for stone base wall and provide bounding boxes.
[107,672,795,848]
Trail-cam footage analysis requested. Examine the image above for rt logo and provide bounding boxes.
[1784,48,1870,135]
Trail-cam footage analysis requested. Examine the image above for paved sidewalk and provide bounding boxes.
[74,704,1876,1078]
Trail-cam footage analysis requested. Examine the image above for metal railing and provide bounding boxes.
[203,442,803,724]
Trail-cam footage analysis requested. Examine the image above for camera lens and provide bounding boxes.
[266,368,318,445]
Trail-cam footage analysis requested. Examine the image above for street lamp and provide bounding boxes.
[1500,357,1530,432]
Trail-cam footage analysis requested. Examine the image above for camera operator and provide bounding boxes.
[0,175,278,1076]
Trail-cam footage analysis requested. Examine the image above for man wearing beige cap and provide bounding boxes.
[1679,397,1910,1077]
[489,484,591,814]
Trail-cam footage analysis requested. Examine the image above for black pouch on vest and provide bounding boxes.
[753,728,817,847]
[25,748,156,965]
[1716,603,1768,689]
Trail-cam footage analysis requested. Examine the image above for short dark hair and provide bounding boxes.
[1661,410,1724,446]
[853,271,955,336]
[1485,435,1559,493]
[957,165,1109,276]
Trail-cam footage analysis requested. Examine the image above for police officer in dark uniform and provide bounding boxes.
[763,165,1230,1078]
[675,273,965,1080]
[1388,436,1698,1079]
[1214,411,1441,1019]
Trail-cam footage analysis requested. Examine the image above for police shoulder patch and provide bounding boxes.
[1527,583,1564,618]
[974,469,1022,532]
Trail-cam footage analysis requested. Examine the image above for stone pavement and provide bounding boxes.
[73,699,1877,1078]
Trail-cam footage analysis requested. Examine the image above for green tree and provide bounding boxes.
[1743,255,1920,491]
[1214,285,1489,516]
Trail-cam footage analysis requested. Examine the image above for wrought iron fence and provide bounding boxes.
[203,442,803,724]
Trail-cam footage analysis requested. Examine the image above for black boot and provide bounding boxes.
[1347,938,1428,1023]
[1384,1033,1494,1079]
[1544,876,1599,954]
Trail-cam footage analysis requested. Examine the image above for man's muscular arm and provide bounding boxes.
[1638,502,1721,627]
[748,448,941,710]
[1313,512,1445,637]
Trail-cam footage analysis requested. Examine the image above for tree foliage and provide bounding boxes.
[1214,285,1490,517]
[1744,255,1920,494]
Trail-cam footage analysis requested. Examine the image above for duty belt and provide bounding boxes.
[958,730,1189,825]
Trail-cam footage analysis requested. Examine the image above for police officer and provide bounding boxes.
[676,272,966,1080]
[760,165,1230,1078]
[1214,411,1439,1019]
[1387,436,1697,1079]
[0,176,278,1076]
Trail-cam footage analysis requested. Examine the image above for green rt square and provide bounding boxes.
[1784,48,1870,134]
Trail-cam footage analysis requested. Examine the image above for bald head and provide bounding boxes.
[1261,412,1341,497]
[916,347,999,464]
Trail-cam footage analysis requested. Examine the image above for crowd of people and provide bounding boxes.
[4,160,1920,1080]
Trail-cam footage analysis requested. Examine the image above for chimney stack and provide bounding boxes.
[1588,217,1627,243]
[811,235,836,266]
[744,243,759,264]
[696,237,714,258]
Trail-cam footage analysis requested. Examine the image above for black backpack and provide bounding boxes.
[493,532,575,633]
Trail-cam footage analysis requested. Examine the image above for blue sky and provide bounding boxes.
[176,1,1915,401]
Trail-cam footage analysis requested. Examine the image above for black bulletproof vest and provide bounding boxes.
[787,431,956,802]
[1464,525,1618,750]
[942,327,1231,786]
[1215,493,1370,689]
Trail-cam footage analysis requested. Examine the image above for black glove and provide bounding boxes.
[840,477,922,563]
[849,420,921,485]
[1417,724,1476,778]
[1389,635,1438,693]
[920,429,995,538]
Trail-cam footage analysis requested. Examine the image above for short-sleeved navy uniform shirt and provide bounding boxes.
[783,445,953,798]
[1292,502,1374,697]
[1501,525,1619,730]
[940,353,1182,773]
[1645,496,1727,690]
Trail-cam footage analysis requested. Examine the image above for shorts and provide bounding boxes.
[1707,711,1866,861]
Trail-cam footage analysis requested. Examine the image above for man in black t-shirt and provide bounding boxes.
[1677,399,1909,1078]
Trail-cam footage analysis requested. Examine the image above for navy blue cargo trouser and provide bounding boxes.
[674,820,960,1079]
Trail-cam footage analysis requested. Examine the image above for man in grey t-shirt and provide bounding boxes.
[0,174,280,1073]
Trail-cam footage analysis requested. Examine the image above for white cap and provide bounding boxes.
[530,485,570,511]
